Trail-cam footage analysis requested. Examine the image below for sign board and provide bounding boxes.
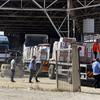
[83,19,94,33]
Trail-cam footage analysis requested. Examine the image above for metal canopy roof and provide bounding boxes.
[0,0,100,38]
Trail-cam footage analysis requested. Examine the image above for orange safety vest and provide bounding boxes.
[92,42,100,52]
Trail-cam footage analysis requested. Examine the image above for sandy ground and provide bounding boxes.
[0,77,100,100]
[0,88,100,100]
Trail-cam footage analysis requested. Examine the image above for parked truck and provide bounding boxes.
[48,37,93,83]
[23,34,50,73]
[0,34,10,64]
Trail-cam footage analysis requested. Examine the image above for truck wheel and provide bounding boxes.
[48,65,55,79]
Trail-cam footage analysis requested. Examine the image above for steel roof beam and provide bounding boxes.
[0,15,65,19]
[87,0,94,6]
[69,4,100,11]
[32,0,43,9]
[46,0,58,9]
[77,0,85,7]
[0,2,99,12]
[0,0,10,8]
[0,8,66,11]
[44,10,61,37]
[58,17,67,31]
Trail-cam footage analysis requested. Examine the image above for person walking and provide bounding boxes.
[10,57,16,82]
[92,58,100,88]
[29,56,40,83]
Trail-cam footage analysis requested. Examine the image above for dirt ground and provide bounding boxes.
[0,77,100,100]
[0,88,100,100]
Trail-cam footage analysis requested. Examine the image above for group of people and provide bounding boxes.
[86,45,100,88]
[10,56,40,83]
[92,39,100,88]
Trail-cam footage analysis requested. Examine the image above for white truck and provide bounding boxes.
[48,37,93,84]
[23,34,50,73]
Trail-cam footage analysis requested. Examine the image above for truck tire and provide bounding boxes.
[48,65,55,79]
[1,64,11,77]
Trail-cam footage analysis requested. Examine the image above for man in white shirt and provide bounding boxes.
[10,57,16,82]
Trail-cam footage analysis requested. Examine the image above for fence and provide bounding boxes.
[56,43,81,92]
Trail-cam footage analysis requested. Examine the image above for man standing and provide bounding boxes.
[29,56,40,83]
[92,58,100,88]
[10,57,16,82]
[92,39,100,59]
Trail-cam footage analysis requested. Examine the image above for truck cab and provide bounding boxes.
[0,35,10,63]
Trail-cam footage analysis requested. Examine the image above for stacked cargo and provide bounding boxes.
[23,45,31,62]
[37,44,50,61]
[30,47,34,59]
[33,46,38,57]
[51,41,58,60]
[51,37,76,62]
[58,41,69,62]
[77,43,92,64]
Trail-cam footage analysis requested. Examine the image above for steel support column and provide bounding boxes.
[44,0,46,8]
[21,0,23,8]
[73,19,75,38]
[67,0,70,37]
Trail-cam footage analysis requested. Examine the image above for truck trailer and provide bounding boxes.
[48,37,93,84]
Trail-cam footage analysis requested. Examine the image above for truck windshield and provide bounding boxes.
[25,36,48,46]
[0,44,9,53]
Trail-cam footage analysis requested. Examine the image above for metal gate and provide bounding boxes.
[56,43,81,92]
